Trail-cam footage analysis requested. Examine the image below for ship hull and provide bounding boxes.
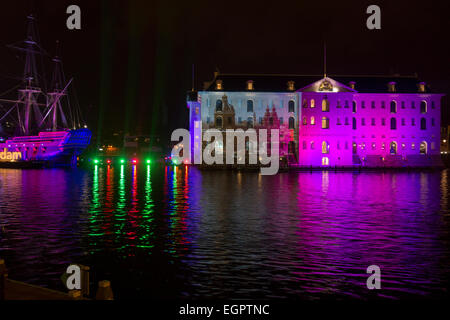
[0,128,91,168]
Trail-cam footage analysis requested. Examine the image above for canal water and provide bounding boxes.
[0,166,449,300]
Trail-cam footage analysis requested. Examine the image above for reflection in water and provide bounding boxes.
[0,167,449,299]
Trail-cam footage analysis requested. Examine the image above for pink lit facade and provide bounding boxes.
[189,74,445,168]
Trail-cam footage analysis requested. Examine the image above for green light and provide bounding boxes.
[93,159,99,164]
[146,159,151,164]
[120,159,125,164]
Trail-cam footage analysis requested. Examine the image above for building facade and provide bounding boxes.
[188,73,445,168]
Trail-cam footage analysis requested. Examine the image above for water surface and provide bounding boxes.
[0,166,449,300]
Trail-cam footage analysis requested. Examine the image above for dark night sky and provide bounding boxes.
[0,0,449,142]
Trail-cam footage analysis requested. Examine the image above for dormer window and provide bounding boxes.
[418,82,426,93]
[388,81,396,93]
[246,80,254,91]
[287,81,295,91]
[349,81,356,90]
[216,80,223,90]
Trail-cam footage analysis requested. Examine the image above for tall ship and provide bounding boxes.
[0,15,91,168]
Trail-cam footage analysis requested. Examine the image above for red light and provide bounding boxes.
[132,159,137,164]
[107,160,111,164]
[184,159,189,164]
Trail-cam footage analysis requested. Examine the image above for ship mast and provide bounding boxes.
[46,41,69,131]
[8,14,46,135]
[0,14,84,135]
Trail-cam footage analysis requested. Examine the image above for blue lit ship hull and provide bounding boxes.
[0,129,91,168]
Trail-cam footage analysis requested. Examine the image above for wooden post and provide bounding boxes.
[68,290,82,300]
[95,280,114,300]
[0,259,8,300]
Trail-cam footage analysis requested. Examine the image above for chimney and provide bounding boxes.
[349,81,356,90]
[388,81,396,93]
[216,80,223,90]
[287,81,295,91]
[418,82,426,93]
[246,80,254,91]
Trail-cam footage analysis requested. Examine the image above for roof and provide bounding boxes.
[202,73,438,94]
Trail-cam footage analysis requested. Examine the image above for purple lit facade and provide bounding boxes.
[188,73,445,167]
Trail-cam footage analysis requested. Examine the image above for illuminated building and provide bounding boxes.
[188,72,445,167]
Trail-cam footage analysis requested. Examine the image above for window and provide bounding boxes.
[390,118,397,130]
[432,101,435,109]
[352,142,357,154]
[322,117,330,129]
[420,118,426,130]
[382,118,386,126]
[345,141,349,149]
[401,101,405,109]
[279,117,283,125]
[352,117,357,130]
[412,118,415,126]
[382,143,385,150]
[259,117,262,124]
[381,101,385,109]
[361,101,366,109]
[411,101,415,109]
[390,142,397,155]
[322,97,330,112]
[288,100,295,113]
[431,118,435,126]
[411,143,415,150]
[289,117,295,129]
[371,101,375,109]
[420,101,427,114]
[216,99,223,111]
[401,118,405,126]
[311,141,315,149]
[269,117,274,126]
[302,117,307,125]
[345,100,349,108]
[337,100,341,108]
[390,101,397,113]
[310,99,315,108]
[216,117,223,127]
[302,99,307,108]
[345,117,349,125]
[361,118,366,126]
[238,117,242,123]
[206,117,210,124]
[247,117,253,128]
[337,141,341,150]
[311,116,315,125]
[337,117,341,125]
[372,143,376,150]
[322,141,329,154]
[322,157,329,166]
[352,101,357,113]
[371,118,376,126]
[247,100,254,112]
[303,141,307,149]
[420,141,427,154]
